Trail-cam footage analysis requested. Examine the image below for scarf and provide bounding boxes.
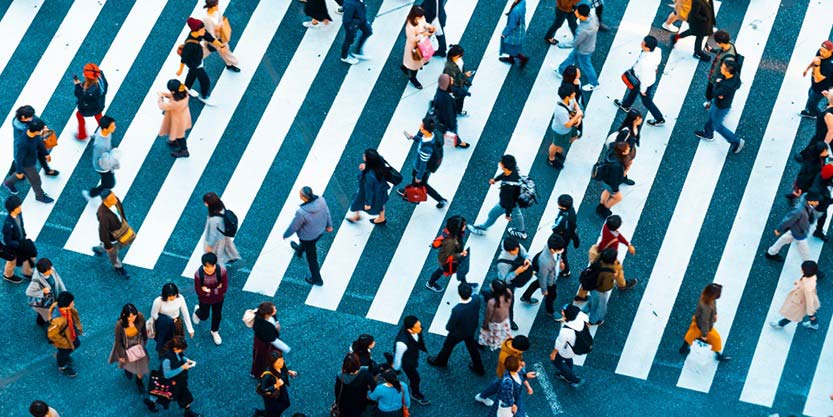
[60,308,77,342]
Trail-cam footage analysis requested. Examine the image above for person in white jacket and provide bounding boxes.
[614,35,666,126]
[201,0,240,72]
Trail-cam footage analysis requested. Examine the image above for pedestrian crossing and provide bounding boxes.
[1,0,832,414]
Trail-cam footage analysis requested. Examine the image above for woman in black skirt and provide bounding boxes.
[303,0,332,28]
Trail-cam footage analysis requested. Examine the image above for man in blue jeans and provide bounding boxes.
[696,60,745,154]
[467,155,526,240]
[340,0,373,65]
[556,4,599,91]
[549,304,587,387]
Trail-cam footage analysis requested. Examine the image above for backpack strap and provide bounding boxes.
[198,267,205,287]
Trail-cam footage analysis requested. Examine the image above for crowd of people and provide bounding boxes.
[2,0,832,416]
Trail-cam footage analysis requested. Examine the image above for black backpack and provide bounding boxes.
[568,324,594,355]
[215,210,239,237]
[426,134,444,173]
[382,158,403,186]
[578,261,612,292]
[530,250,543,274]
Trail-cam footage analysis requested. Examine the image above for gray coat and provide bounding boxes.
[496,245,529,282]
[91,132,113,173]
[573,14,599,55]
[535,250,561,288]
[776,200,814,240]
[283,196,333,241]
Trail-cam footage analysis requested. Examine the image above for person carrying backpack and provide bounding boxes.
[520,234,566,319]
[47,291,83,378]
[595,141,629,218]
[551,194,579,278]
[399,117,447,208]
[495,237,532,330]
[283,186,333,286]
[191,253,228,345]
[426,215,473,292]
[469,155,527,239]
[581,248,637,325]
[72,63,108,140]
[202,192,241,267]
[549,304,589,387]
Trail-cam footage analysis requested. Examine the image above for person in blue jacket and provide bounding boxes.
[348,149,390,225]
[340,0,373,65]
[498,0,529,66]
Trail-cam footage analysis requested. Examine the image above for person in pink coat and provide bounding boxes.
[771,260,821,330]
[158,79,193,158]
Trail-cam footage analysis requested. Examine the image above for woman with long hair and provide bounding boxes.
[400,6,435,89]
[73,63,107,140]
[251,302,291,378]
[596,141,630,218]
[108,304,150,394]
[256,350,297,417]
[679,283,732,362]
[609,109,643,186]
[369,369,410,416]
[347,149,390,225]
[479,279,513,350]
[351,333,379,375]
[334,353,375,417]
[202,192,241,266]
[145,336,200,415]
[150,283,194,356]
[498,0,529,66]
[560,65,583,107]
[158,79,193,158]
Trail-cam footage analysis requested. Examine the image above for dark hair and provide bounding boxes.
[99,115,115,130]
[562,65,579,84]
[503,236,520,252]
[447,44,464,59]
[167,79,187,100]
[643,35,658,51]
[547,234,566,251]
[380,368,403,392]
[403,315,419,330]
[802,260,819,277]
[270,349,284,362]
[165,335,188,352]
[500,154,517,171]
[5,195,22,212]
[342,352,361,373]
[36,258,52,274]
[407,6,425,25]
[352,334,375,355]
[421,117,435,132]
[511,335,530,351]
[506,0,522,16]
[612,141,630,162]
[722,59,737,75]
[504,355,521,372]
[161,283,179,299]
[27,118,45,133]
[606,214,623,231]
[490,279,511,309]
[203,192,225,215]
[29,400,49,417]
[445,215,465,237]
[457,282,473,299]
[714,30,731,44]
[16,105,35,121]
[563,303,581,321]
[618,108,643,132]
[558,83,576,100]
[57,291,74,308]
[120,303,139,328]
[256,301,276,318]
[576,3,591,16]
[557,194,573,209]
[363,148,386,180]
[201,252,218,267]
[700,283,723,304]
[599,247,618,264]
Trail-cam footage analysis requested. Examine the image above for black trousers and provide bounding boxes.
[411,170,444,203]
[432,334,484,372]
[298,235,322,282]
[678,30,705,55]
[57,348,72,368]
[184,66,210,97]
[453,94,466,114]
[544,8,577,40]
[521,282,558,313]
[196,300,224,332]
[263,388,290,417]
[89,170,115,197]
[401,364,422,398]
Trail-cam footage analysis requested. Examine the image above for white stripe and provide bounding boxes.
[531,362,563,415]
[241,0,417,296]
[304,0,481,310]
[803,310,833,416]
[0,0,106,175]
[21,0,170,240]
[614,0,773,380]
[365,0,540,325]
[0,0,45,78]
[122,0,290,269]
[678,0,831,394]
[180,2,343,278]
[738,218,828,406]
[62,0,230,255]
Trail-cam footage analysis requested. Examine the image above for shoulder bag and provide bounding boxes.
[112,204,136,246]
[219,16,232,43]
[126,343,147,362]
[42,129,58,150]
[621,68,640,90]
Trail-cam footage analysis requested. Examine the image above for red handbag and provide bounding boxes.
[403,185,428,203]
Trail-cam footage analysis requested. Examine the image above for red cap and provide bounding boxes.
[823,40,833,51]
[822,164,833,180]
[83,63,100,79]
[187,17,204,31]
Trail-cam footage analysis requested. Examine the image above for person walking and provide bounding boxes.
[177,18,224,100]
[426,215,471,292]
[191,253,228,345]
[544,0,579,46]
[433,74,470,148]
[479,279,513,350]
[302,0,332,28]
[401,6,435,90]
[474,335,530,407]
[347,149,389,225]
[800,40,833,118]
[548,84,583,169]
[703,30,737,107]
[351,334,380,375]
[47,291,83,378]
[390,315,430,405]
[151,283,195,354]
[614,35,665,126]
[3,118,54,203]
[489,356,533,417]
[251,302,292,379]
[765,193,819,262]
[549,304,588,387]
[145,336,201,416]
[581,248,637,325]
[284,186,332,286]
[92,189,131,278]
[577,214,635,301]
[255,350,296,417]
[340,0,373,65]
[3,196,37,284]
[807,164,833,241]
[596,141,629,217]
[606,109,642,186]
[498,0,529,66]
[805,89,833,152]
[158,79,193,158]
[550,194,579,278]
[82,115,118,200]
[519,234,566,318]
[443,44,474,115]
[29,400,60,417]
[400,118,448,207]
[201,192,241,266]
[695,60,744,153]
[670,0,714,61]
[333,353,375,417]
[202,0,241,71]
[661,0,691,33]
[25,258,67,329]
[421,0,447,57]
[468,155,527,239]
[556,4,599,91]
[5,105,58,179]
[679,283,732,362]
[368,369,410,416]
[771,260,822,331]
[108,303,151,395]
[72,63,107,140]
[787,142,828,204]
[427,282,485,375]
[494,236,533,329]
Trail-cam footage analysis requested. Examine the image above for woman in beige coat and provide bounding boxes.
[399,6,434,90]
[202,0,240,72]
[158,79,193,158]
[771,260,821,330]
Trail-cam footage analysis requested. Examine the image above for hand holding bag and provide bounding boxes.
[621,68,640,90]
[689,339,713,366]
[42,129,58,150]
[417,36,435,61]
[126,344,147,362]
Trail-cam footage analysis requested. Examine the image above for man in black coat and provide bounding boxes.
[551,194,579,278]
[427,282,485,375]
[420,0,447,57]
[434,74,470,148]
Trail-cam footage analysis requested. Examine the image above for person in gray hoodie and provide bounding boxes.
[765,192,819,262]
[556,4,600,90]
[82,115,117,199]
[283,186,333,286]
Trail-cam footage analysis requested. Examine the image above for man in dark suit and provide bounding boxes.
[420,0,447,57]
[428,282,485,374]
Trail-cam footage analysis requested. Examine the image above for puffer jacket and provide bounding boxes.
[47,305,83,350]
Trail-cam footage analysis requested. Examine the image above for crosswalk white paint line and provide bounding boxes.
[122,0,289,269]
[0,0,45,78]
[678,0,830,394]
[241,0,416,296]
[615,0,776,380]
[803,308,833,417]
[63,0,228,255]
[181,0,343,278]
[0,0,106,179]
[22,0,170,240]
[304,0,480,310]
[365,0,541,325]
[738,217,829,407]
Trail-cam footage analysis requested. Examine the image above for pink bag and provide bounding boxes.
[417,37,435,61]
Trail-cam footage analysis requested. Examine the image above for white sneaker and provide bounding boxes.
[187,89,199,98]
[211,331,223,345]
[769,320,783,328]
[351,52,369,60]
[341,56,360,65]
[192,307,200,325]
[81,190,91,202]
[581,84,599,92]
[474,393,494,407]
[302,21,319,28]
[802,321,819,330]
[661,22,679,33]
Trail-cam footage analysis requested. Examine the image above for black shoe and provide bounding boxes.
[400,64,409,75]
[620,279,638,290]
[144,398,159,413]
[290,241,303,258]
[36,194,55,203]
[573,295,588,302]
[3,183,18,195]
[695,53,711,61]
[764,252,785,262]
[800,110,817,119]
[510,321,519,331]
[59,366,77,378]
[498,56,515,64]
[410,78,423,90]
[622,176,635,186]
[124,369,133,379]
[715,352,732,362]
[115,267,130,279]
[559,269,571,278]
[426,356,446,367]
[226,65,241,72]
[814,229,829,242]
[425,281,443,293]
[468,363,485,375]
[184,409,201,417]
[679,342,690,355]
[171,149,190,158]
[599,23,613,32]
[45,169,60,177]
[135,375,146,394]
[613,99,631,112]
[305,277,324,286]
[3,274,24,284]
[647,119,665,126]
[410,394,431,405]
[455,141,471,149]
[369,218,387,226]
[520,297,539,305]
[436,199,447,209]
[434,51,446,58]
